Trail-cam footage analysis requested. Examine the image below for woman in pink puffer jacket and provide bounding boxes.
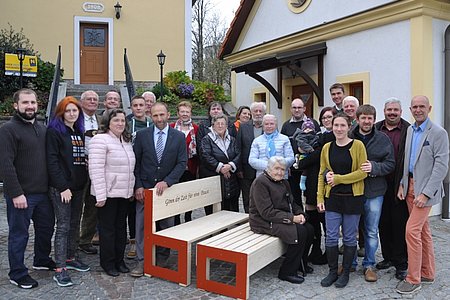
[88,108,135,277]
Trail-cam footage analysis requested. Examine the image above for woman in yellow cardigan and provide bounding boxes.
[317,113,367,288]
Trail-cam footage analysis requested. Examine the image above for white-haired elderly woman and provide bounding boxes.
[249,156,314,284]
[249,115,295,179]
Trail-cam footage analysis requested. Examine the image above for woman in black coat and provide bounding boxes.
[200,115,240,213]
[249,156,314,284]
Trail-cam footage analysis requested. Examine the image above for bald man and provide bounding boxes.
[280,99,320,210]
[395,95,449,295]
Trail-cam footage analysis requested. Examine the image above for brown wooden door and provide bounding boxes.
[80,23,108,84]
[292,84,314,117]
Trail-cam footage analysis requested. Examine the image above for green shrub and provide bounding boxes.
[164,70,191,91]
[192,80,227,105]
[151,82,170,100]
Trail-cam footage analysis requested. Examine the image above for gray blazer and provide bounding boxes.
[401,119,449,206]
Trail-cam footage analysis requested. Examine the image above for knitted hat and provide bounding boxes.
[301,119,315,131]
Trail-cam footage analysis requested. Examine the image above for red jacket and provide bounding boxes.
[170,121,199,177]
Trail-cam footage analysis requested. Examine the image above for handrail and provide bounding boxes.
[124,48,135,99]
[45,45,62,124]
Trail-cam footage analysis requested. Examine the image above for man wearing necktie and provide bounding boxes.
[78,90,102,255]
[130,102,187,277]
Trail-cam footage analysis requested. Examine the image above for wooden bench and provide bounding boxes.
[143,176,248,286]
[197,222,287,299]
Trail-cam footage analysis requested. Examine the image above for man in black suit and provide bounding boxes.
[130,102,187,277]
[236,102,266,213]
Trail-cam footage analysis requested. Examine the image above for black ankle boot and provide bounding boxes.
[321,246,339,287]
[335,245,356,288]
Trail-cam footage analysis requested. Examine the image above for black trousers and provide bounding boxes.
[279,222,314,277]
[97,197,128,271]
[239,177,254,213]
[288,171,304,211]
[378,183,409,270]
[127,200,136,239]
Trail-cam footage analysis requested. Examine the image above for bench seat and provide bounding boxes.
[158,210,249,242]
[197,223,287,299]
[143,176,248,287]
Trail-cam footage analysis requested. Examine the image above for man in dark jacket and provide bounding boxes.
[131,102,187,277]
[0,89,55,289]
[280,98,320,210]
[375,98,410,280]
[236,101,266,212]
[351,104,395,282]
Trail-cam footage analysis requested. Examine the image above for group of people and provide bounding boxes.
[0,84,447,296]
[247,83,448,296]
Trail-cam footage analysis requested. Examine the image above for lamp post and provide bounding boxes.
[16,48,26,88]
[157,50,166,101]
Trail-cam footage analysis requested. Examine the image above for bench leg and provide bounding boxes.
[144,235,191,286]
[197,244,249,299]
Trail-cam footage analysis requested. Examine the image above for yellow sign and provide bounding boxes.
[4,53,38,77]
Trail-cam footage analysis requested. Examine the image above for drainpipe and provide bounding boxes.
[443,24,450,220]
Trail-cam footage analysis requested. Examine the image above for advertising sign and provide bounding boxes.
[4,53,38,77]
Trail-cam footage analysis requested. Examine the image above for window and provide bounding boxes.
[349,82,363,105]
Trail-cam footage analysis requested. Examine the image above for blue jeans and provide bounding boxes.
[325,211,360,247]
[50,187,84,268]
[5,193,55,280]
[353,196,384,268]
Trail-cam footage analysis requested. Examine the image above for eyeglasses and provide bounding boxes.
[292,106,304,110]
[321,115,333,120]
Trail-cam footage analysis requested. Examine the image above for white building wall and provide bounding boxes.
[431,18,450,216]
[239,0,397,51]
[185,0,192,76]
[324,20,411,120]
[235,70,283,123]
[432,18,450,126]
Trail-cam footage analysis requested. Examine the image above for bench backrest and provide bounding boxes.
[146,176,222,222]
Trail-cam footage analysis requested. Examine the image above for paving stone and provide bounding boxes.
[1,195,450,299]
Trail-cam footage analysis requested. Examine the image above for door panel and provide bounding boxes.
[80,23,108,84]
[292,84,314,117]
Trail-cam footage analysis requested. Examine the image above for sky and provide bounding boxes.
[210,0,241,27]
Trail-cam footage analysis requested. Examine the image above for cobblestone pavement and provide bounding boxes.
[1,192,450,299]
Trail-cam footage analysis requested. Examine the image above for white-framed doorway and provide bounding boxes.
[74,16,114,85]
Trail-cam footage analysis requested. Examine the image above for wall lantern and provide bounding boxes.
[114,2,122,19]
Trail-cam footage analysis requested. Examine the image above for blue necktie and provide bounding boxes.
[156,131,164,163]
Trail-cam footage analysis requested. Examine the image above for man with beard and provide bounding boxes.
[375,98,410,280]
[0,89,55,289]
[236,102,266,213]
[351,104,395,282]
